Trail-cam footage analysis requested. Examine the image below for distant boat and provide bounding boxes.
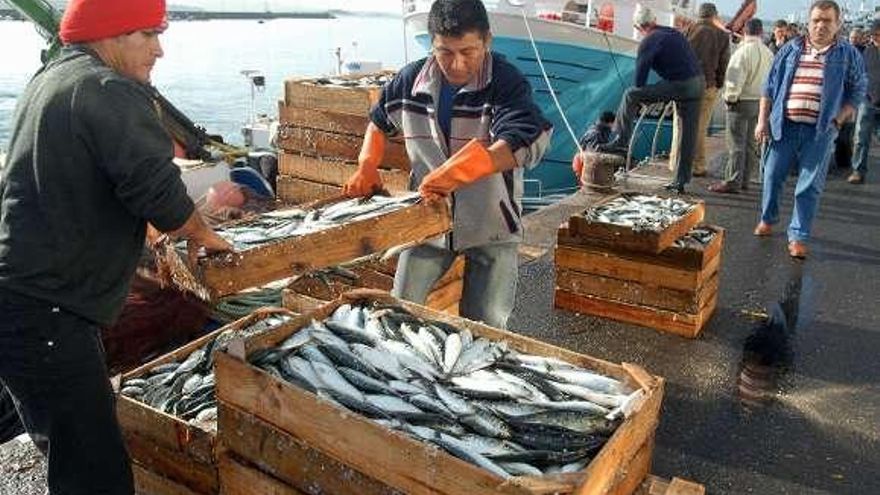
[404,0,695,205]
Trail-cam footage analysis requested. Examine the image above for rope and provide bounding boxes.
[211,287,284,324]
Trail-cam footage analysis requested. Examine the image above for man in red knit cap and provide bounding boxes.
[0,0,231,493]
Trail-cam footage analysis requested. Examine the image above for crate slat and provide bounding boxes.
[279,103,372,136]
[554,289,718,339]
[278,153,410,192]
[276,176,342,205]
[284,74,391,115]
[276,127,409,170]
[218,453,309,495]
[132,463,205,495]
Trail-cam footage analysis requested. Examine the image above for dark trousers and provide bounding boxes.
[724,100,761,187]
[614,75,705,186]
[0,289,133,495]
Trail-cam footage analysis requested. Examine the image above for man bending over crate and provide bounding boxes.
[0,0,231,493]
[343,0,552,329]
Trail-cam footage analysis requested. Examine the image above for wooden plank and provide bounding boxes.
[276,127,409,170]
[284,75,390,115]
[608,435,654,495]
[556,270,719,314]
[126,433,218,494]
[215,290,664,495]
[198,199,452,298]
[554,245,720,292]
[442,302,460,316]
[132,463,204,495]
[280,291,325,314]
[278,153,410,192]
[279,104,372,136]
[425,278,463,311]
[554,290,718,339]
[276,176,341,205]
[557,225,725,272]
[218,453,307,495]
[218,404,400,495]
[640,476,706,495]
[567,195,706,254]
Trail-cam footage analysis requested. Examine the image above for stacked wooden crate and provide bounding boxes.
[214,290,666,495]
[282,255,465,316]
[555,195,723,338]
[277,73,411,204]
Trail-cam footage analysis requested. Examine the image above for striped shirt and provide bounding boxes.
[785,40,833,124]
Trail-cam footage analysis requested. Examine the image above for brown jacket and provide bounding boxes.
[684,19,730,89]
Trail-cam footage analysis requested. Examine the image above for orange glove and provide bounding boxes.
[343,124,386,197]
[571,152,584,187]
[419,139,496,200]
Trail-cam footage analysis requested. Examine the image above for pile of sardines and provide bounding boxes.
[585,194,696,232]
[310,74,393,88]
[673,226,717,249]
[216,194,421,251]
[119,314,293,430]
[248,303,643,479]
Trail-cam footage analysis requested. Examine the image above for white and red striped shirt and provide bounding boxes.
[785,40,833,124]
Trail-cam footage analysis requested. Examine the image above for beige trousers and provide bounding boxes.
[669,86,718,173]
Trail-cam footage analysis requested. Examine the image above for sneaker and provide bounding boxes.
[847,172,865,184]
[707,181,738,194]
[788,241,808,259]
[753,222,772,236]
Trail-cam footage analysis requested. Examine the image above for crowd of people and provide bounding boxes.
[581,0,870,259]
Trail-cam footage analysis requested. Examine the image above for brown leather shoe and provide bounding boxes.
[788,241,808,259]
[753,222,772,236]
[708,181,738,194]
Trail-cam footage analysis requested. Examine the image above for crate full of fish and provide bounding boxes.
[555,225,724,339]
[116,309,296,495]
[214,289,664,495]
[160,193,451,300]
[283,72,394,115]
[568,193,705,254]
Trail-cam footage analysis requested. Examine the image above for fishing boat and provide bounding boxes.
[403,0,696,207]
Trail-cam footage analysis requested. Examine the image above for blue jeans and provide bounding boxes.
[761,121,837,242]
[0,289,134,495]
[392,242,518,329]
[852,102,876,175]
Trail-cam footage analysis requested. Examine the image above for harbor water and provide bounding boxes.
[0,15,413,147]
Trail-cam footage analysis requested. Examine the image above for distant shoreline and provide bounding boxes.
[0,9,336,21]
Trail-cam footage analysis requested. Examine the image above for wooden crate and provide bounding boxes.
[276,126,410,170]
[567,194,705,254]
[554,225,723,338]
[218,453,309,495]
[283,72,393,115]
[214,289,665,495]
[276,176,342,205]
[636,476,705,495]
[133,463,203,495]
[196,198,452,299]
[278,153,410,192]
[117,309,295,495]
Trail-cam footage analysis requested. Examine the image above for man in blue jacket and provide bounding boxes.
[597,4,705,193]
[754,0,866,258]
[343,0,552,329]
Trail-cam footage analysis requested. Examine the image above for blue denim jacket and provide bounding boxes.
[763,37,867,141]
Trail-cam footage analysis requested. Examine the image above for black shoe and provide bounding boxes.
[664,182,685,194]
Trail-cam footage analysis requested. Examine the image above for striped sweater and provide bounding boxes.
[785,41,833,124]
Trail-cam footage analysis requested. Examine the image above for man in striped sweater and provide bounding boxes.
[754,0,866,259]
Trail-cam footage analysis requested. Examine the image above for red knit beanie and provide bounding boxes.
[59,0,167,44]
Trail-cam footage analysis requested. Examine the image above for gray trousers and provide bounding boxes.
[392,242,518,329]
[614,76,705,186]
[724,100,760,188]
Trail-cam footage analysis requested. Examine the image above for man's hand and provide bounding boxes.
[419,139,498,199]
[186,230,233,269]
[343,167,383,198]
[755,121,769,142]
[344,123,387,198]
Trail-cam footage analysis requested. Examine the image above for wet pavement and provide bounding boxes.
[510,164,880,494]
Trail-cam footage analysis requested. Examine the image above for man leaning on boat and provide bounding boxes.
[0,0,231,493]
[343,0,552,329]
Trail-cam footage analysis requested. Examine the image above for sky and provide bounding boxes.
[168,1,875,24]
